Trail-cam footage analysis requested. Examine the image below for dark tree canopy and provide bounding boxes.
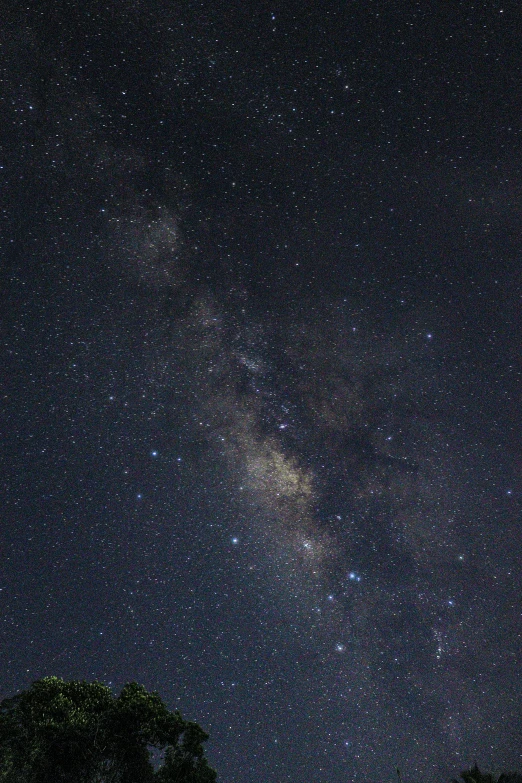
[452,767,522,783]
[0,677,217,783]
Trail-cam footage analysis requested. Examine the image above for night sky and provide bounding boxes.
[1,2,522,781]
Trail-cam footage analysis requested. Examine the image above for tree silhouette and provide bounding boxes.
[0,677,216,783]
[452,766,522,783]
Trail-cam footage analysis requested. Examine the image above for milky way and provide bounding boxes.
[102,187,518,774]
[2,4,522,782]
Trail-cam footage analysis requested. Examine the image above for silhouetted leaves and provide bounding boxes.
[452,766,522,783]
[0,677,216,783]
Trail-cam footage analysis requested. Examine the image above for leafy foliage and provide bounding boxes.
[452,766,497,783]
[452,766,522,783]
[0,677,217,783]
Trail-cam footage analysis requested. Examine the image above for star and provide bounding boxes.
[4,7,520,783]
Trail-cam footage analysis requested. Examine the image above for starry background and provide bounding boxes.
[1,1,522,781]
